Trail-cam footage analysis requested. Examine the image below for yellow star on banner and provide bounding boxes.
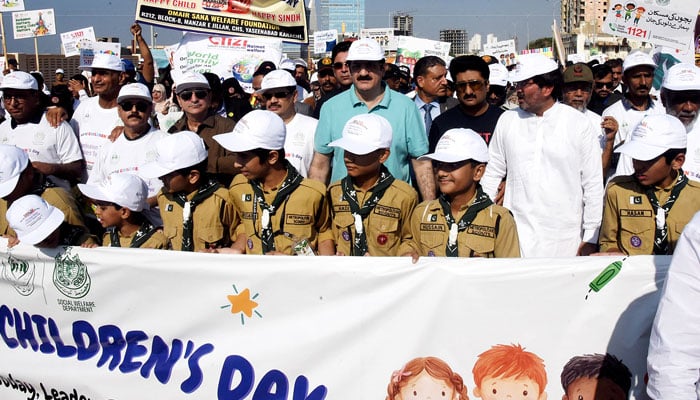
[227,288,259,317]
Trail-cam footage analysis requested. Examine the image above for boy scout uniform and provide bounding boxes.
[229,173,332,255]
[102,228,169,249]
[399,198,521,258]
[158,187,237,252]
[600,175,700,255]
[0,187,86,237]
[328,179,417,256]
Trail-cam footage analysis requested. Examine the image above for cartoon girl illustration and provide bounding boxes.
[613,4,623,19]
[633,7,646,25]
[386,356,469,400]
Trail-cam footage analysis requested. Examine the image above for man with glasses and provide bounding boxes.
[310,38,435,201]
[0,71,83,191]
[88,83,168,226]
[312,41,353,119]
[481,53,604,257]
[588,64,623,115]
[256,69,317,177]
[428,55,504,152]
[168,71,236,186]
[408,55,457,139]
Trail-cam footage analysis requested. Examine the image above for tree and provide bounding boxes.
[528,37,553,49]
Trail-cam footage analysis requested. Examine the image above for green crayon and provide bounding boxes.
[589,260,623,292]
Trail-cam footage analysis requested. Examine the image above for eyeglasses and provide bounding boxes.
[3,92,33,102]
[455,80,486,91]
[262,90,292,100]
[178,89,209,101]
[514,80,536,90]
[332,61,349,70]
[119,101,150,112]
[595,81,614,89]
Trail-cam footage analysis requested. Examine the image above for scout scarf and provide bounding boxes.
[28,175,55,196]
[172,178,221,251]
[108,221,158,248]
[250,161,303,254]
[438,186,493,257]
[644,170,687,255]
[341,166,394,256]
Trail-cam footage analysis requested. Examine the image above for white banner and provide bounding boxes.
[0,238,667,400]
[602,1,698,51]
[313,29,337,55]
[79,42,121,70]
[60,27,96,58]
[172,32,283,93]
[360,28,397,52]
[11,8,55,40]
[483,39,518,66]
[0,0,24,12]
[396,36,451,75]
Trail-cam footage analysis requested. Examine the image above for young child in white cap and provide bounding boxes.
[599,114,700,255]
[213,110,333,255]
[78,174,167,249]
[399,128,520,260]
[140,131,236,251]
[327,113,417,256]
[6,195,96,248]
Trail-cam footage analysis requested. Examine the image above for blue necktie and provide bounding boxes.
[422,103,434,135]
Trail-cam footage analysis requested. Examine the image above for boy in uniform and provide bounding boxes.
[399,128,520,259]
[140,131,236,251]
[599,114,700,255]
[213,110,334,255]
[78,174,167,249]
[327,114,417,256]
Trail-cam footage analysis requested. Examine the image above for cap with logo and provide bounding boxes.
[172,71,211,94]
[616,114,686,161]
[0,71,38,91]
[346,38,384,62]
[117,82,152,103]
[419,128,489,163]
[78,173,149,212]
[79,53,124,72]
[0,144,29,198]
[509,53,558,83]
[121,58,136,73]
[563,63,593,84]
[6,194,65,245]
[213,110,286,152]
[139,131,208,179]
[622,51,656,73]
[317,57,333,72]
[256,69,296,94]
[328,114,393,155]
[662,62,700,91]
[488,63,509,87]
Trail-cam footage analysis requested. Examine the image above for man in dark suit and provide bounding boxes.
[409,56,458,138]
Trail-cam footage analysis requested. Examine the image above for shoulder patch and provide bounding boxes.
[286,214,312,225]
[467,224,496,238]
[374,204,401,219]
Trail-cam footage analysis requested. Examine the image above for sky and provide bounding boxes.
[1,0,560,55]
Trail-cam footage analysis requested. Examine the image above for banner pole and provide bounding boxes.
[33,36,38,71]
[1,14,7,66]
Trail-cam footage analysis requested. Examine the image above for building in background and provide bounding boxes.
[440,29,467,56]
[392,12,413,37]
[317,0,365,36]
[469,33,482,54]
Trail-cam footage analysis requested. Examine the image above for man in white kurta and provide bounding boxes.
[481,54,604,257]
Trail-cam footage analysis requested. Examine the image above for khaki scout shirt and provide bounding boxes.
[1,186,86,237]
[229,174,332,255]
[158,187,237,252]
[600,175,700,255]
[102,228,169,249]
[398,197,521,258]
[327,179,417,256]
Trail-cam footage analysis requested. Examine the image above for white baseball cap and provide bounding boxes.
[347,38,384,62]
[78,173,149,212]
[0,71,38,91]
[257,69,297,94]
[173,71,210,94]
[623,51,656,73]
[328,114,393,155]
[6,195,65,246]
[419,128,489,163]
[662,63,700,91]
[488,63,509,86]
[310,72,319,84]
[293,58,308,69]
[616,114,687,161]
[279,58,296,71]
[213,110,286,152]
[0,145,29,198]
[139,131,208,179]
[509,53,558,83]
[55,68,64,74]
[79,53,124,72]
[117,83,152,104]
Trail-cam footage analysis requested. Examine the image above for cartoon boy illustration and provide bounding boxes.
[624,3,635,21]
[633,7,645,25]
[472,344,547,400]
[613,4,623,19]
[560,353,631,400]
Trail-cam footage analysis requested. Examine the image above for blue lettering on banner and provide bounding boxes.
[0,305,327,398]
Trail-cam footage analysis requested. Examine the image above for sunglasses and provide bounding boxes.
[332,61,350,70]
[178,89,209,101]
[455,80,486,91]
[349,61,383,73]
[119,101,150,112]
[595,82,614,89]
[262,90,292,100]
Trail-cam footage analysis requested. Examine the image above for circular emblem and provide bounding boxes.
[247,238,254,250]
[427,250,435,257]
[342,231,351,241]
[377,234,388,245]
[630,235,642,248]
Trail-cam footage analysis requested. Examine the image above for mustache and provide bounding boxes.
[356,76,373,81]
[462,94,476,100]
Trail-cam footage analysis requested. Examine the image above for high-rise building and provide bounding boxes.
[561,0,609,35]
[440,29,467,56]
[469,33,482,54]
[392,13,413,36]
[317,0,365,35]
